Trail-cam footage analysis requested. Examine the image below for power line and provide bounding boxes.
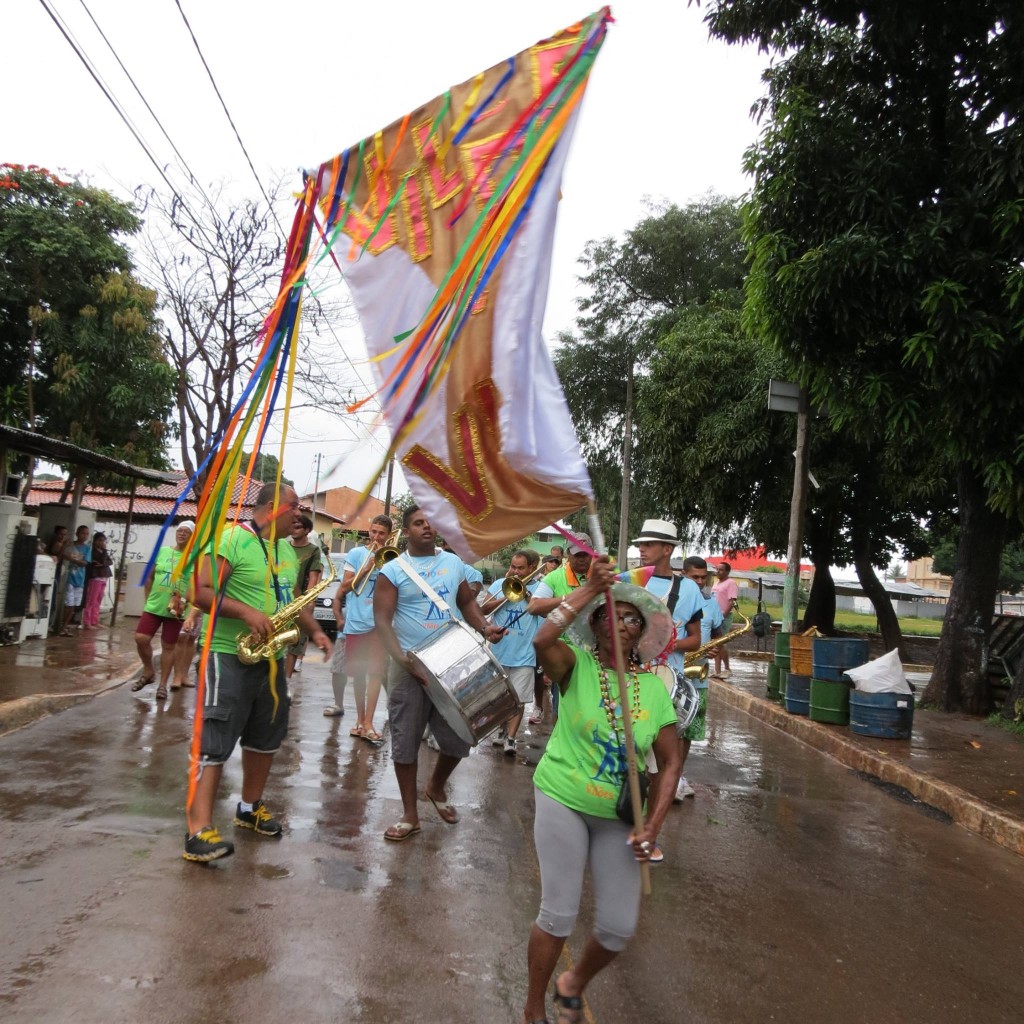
[169,2,385,419]
[172,0,283,234]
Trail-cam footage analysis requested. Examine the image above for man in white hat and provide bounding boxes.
[633,519,704,807]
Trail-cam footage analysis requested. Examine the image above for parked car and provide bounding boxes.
[312,553,347,640]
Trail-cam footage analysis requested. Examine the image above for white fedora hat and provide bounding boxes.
[631,519,679,544]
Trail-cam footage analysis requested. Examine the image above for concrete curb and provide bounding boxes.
[0,666,140,738]
[711,678,1024,859]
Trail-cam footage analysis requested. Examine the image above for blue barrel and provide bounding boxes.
[849,690,915,739]
[812,638,870,682]
[785,673,810,716]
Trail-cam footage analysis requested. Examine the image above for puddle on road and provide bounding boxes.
[254,863,293,881]
[314,855,368,891]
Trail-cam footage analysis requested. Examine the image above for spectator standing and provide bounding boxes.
[59,525,91,636]
[711,561,740,678]
[82,532,113,628]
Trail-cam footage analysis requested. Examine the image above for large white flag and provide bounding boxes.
[309,10,610,559]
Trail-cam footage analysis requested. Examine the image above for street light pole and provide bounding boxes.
[782,390,809,633]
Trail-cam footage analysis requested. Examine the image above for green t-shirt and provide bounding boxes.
[290,540,323,593]
[144,546,190,617]
[540,564,586,598]
[534,645,677,819]
[207,525,299,655]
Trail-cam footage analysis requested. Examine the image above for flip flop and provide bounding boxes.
[383,821,421,842]
[362,729,383,745]
[170,683,182,691]
[323,705,344,717]
[426,793,459,825]
[131,675,154,692]
[182,680,196,688]
[349,724,365,737]
[553,983,583,1024]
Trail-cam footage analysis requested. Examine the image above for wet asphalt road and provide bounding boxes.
[1,657,1022,1024]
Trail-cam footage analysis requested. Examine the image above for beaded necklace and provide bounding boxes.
[597,663,643,733]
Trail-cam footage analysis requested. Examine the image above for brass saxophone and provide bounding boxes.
[236,554,337,665]
[684,610,751,668]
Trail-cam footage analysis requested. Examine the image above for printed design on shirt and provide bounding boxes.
[425,580,452,622]
[591,719,627,784]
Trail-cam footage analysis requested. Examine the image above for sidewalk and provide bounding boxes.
[721,654,1024,857]
[0,620,141,735]
[1,626,1021,858]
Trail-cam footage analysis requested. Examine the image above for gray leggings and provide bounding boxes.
[533,788,641,952]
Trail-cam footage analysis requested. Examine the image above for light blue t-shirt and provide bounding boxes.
[486,577,541,667]
[700,591,724,646]
[644,574,703,676]
[67,542,91,589]
[465,565,484,591]
[342,546,377,636]
[379,551,467,652]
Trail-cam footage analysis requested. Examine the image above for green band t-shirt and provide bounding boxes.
[533,645,677,819]
[207,525,299,655]
[144,546,191,617]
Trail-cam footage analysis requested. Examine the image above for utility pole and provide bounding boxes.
[383,456,395,516]
[311,452,322,527]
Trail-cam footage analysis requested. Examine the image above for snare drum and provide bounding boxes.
[652,664,700,733]
[408,620,518,746]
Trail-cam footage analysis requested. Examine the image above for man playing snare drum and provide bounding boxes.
[373,505,503,842]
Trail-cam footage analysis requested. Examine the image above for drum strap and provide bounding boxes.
[394,554,455,616]
[666,575,682,615]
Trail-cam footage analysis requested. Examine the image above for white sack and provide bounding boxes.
[844,647,912,694]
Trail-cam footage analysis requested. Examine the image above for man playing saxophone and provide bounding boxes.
[183,483,332,863]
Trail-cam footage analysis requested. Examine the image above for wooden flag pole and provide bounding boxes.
[587,501,652,896]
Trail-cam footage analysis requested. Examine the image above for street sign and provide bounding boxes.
[768,378,802,414]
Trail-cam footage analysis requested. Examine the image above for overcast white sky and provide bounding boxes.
[5,1,769,500]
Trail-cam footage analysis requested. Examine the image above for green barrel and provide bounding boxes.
[777,670,787,705]
[766,663,782,700]
[809,677,850,724]
[774,631,792,674]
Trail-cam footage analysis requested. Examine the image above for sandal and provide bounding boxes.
[426,792,459,825]
[349,724,365,737]
[131,675,154,692]
[323,705,344,717]
[383,821,421,842]
[553,983,583,1024]
[155,685,168,701]
[362,729,383,745]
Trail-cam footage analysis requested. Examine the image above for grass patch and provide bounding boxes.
[736,599,943,637]
[986,713,1024,740]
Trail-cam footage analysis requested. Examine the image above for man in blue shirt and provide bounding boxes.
[374,506,503,842]
[329,514,393,741]
[59,525,91,636]
[679,555,723,800]
[633,519,703,820]
[480,549,542,757]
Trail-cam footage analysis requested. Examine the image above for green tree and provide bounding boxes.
[241,450,293,488]
[555,194,747,560]
[706,1,1024,712]
[0,163,138,432]
[39,270,175,466]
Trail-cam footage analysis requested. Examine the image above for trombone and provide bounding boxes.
[350,528,401,595]
[486,563,543,617]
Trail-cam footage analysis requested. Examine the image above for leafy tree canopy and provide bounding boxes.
[1,163,139,426]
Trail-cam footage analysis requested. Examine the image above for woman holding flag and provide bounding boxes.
[523,557,680,1024]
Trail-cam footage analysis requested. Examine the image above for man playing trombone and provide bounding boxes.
[480,549,543,757]
[329,513,395,742]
